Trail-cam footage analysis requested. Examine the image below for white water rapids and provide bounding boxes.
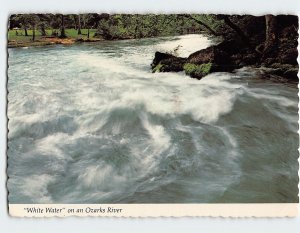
[8,34,298,203]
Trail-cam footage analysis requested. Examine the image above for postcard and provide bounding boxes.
[7,14,299,217]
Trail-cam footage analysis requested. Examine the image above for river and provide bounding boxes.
[7,34,299,203]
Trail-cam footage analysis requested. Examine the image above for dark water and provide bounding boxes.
[7,34,299,203]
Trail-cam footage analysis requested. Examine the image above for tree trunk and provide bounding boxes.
[182,14,219,36]
[60,14,66,38]
[264,15,277,54]
[32,26,35,41]
[221,16,251,46]
[73,15,77,30]
[41,24,46,36]
[220,15,261,55]
[24,27,28,36]
[78,15,82,35]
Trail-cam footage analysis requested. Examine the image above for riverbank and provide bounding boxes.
[8,37,104,48]
[8,28,101,48]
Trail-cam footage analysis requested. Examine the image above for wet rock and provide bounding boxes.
[151,52,176,66]
[187,45,231,65]
[152,39,243,75]
[151,52,187,73]
[151,41,240,79]
[266,63,299,80]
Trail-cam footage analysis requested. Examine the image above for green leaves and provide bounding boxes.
[9,14,218,40]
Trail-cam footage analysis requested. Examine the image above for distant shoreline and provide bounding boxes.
[7,32,204,49]
[8,36,104,48]
[7,28,104,48]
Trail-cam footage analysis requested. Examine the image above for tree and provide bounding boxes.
[39,22,47,36]
[72,14,77,30]
[78,14,82,35]
[85,14,101,38]
[25,14,40,41]
[49,14,60,36]
[217,15,252,47]
[264,15,277,55]
[14,14,31,36]
[59,14,67,38]
[180,14,220,36]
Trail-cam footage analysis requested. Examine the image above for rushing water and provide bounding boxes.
[8,34,299,203]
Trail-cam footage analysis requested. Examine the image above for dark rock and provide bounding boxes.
[151,40,243,78]
[187,45,231,65]
[187,39,253,68]
[283,68,298,80]
[267,63,299,80]
[151,52,178,68]
[151,52,187,73]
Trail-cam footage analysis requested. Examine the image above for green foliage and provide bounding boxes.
[96,14,204,39]
[8,13,224,41]
[152,63,163,73]
[188,14,225,34]
[183,63,213,77]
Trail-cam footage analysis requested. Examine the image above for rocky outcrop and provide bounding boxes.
[151,15,298,81]
[266,63,298,80]
[152,40,246,79]
[151,52,187,73]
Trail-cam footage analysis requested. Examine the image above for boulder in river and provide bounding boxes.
[151,51,187,73]
[151,40,242,79]
[151,15,298,81]
[187,45,231,65]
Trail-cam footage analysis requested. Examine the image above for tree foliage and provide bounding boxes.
[9,13,205,40]
[10,13,296,53]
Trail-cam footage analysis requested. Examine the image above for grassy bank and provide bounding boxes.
[8,28,99,48]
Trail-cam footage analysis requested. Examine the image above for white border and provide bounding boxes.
[9,204,298,217]
[1,0,300,232]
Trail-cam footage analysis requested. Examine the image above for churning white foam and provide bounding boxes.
[8,34,298,204]
[21,174,56,203]
[140,113,171,153]
[156,34,214,57]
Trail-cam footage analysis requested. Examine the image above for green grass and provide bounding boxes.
[8,28,98,41]
[64,29,97,38]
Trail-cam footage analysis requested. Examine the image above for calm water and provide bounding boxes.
[7,34,299,203]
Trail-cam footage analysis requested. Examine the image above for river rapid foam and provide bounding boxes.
[8,34,299,203]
